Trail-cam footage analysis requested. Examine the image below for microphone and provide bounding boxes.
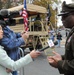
[37,41,58,52]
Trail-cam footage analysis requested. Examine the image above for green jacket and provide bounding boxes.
[57,27,74,75]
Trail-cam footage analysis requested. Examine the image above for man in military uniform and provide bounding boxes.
[47,1,74,75]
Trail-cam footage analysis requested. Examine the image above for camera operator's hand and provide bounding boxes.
[21,32,29,42]
[21,31,26,35]
[30,50,41,58]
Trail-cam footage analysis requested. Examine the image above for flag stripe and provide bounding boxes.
[21,0,28,31]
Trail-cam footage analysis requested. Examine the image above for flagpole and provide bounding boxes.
[24,0,27,9]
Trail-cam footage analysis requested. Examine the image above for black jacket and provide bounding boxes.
[57,34,62,40]
[57,27,74,75]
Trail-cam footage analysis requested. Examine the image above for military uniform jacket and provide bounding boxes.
[57,27,74,75]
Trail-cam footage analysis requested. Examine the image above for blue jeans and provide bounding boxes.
[57,40,61,47]
[12,71,17,75]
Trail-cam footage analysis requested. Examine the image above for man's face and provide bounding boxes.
[61,14,74,28]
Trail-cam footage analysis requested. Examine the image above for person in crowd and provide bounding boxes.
[34,14,41,21]
[0,9,30,75]
[33,14,41,31]
[50,33,55,42]
[56,32,62,47]
[47,1,74,75]
[66,29,68,37]
[0,20,41,75]
[65,29,70,37]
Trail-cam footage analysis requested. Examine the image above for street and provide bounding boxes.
[18,30,66,75]
[19,46,65,75]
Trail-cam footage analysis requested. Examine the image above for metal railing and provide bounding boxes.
[18,47,25,75]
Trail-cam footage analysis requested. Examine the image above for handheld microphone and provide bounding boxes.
[38,41,58,52]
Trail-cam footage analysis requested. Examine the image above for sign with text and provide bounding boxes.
[47,39,54,47]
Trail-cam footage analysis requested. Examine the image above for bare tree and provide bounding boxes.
[6,0,11,8]
[0,0,3,9]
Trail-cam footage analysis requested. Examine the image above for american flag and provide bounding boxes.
[20,0,28,31]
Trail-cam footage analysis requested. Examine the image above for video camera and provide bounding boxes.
[0,9,19,26]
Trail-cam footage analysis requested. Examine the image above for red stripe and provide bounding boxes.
[21,8,28,31]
